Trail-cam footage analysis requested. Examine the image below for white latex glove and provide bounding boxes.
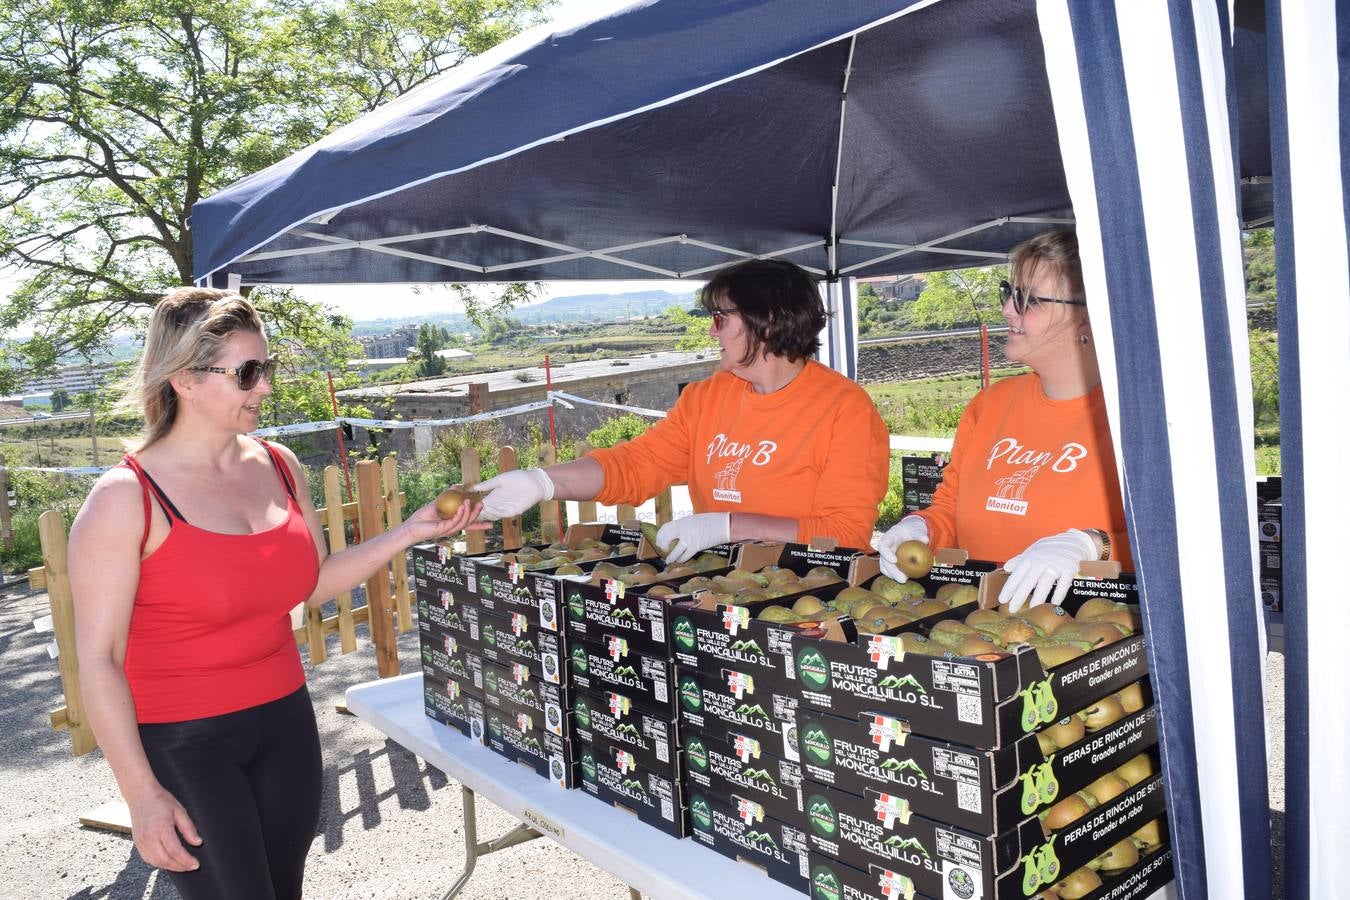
[998,529,1098,612]
[473,469,554,521]
[656,513,731,565]
[876,515,931,582]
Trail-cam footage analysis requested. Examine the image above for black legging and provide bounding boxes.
[138,685,322,900]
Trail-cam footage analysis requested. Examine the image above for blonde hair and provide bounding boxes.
[119,287,264,450]
[1009,229,1086,304]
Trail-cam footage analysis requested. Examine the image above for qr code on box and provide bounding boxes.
[957,694,982,724]
[957,781,982,813]
[660,798,674,822]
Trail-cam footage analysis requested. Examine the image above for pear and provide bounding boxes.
[902,598,951,619]
[1075,597,1119,619]
[871,575,925,602]
[662,564,697,579]
[1033,640,1093,670]
[434,487,472,518]
[1083,773,1130,806]
[1051,867,1102,899]
[1042,792,1092,831]
[639,522,670,558]
[757,606,798,623]
[792,595,827,616]
[554,563,584,576]
[1020,603,1073,635]
[613,542,639,556]
[898,632,936,654]
[957,633,1000,656]
[1091,838,1139,874]
[691,551,730,572]
[1115,681,1146,714]
[1114,753,1154,787]
[1037,715,1087,755]
[1131,818,1165,853]
[935,582,979,607]
[1056,620,1128,648]
[1082,695,1127,731]
[895,539,933,579]
[680,576,715,594]
[646,584,676,598]
[928,619,978,646]
[965,607,1007,629]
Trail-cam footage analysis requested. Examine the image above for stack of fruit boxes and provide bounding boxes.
[413,543,488,745]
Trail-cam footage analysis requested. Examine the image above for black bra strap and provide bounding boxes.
[140,468,189,524]
[257,439,298,502]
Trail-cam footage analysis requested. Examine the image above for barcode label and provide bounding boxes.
[661,797,674,822]
[651,620,665,643]
[956,781,982,813]
[653,679,668,703]
[656,740,669,763]
[957,693,982,724]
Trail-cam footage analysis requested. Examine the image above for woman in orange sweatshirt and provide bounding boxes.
[473,259,892,556]
[877,230,1131,611]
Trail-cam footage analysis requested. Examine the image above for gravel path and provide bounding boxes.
[0,578,1286,900]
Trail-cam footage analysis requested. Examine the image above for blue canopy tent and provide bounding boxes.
[190,1,1328,897]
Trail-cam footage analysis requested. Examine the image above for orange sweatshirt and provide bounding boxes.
[917,374,1133,568]
[590,360,891,549]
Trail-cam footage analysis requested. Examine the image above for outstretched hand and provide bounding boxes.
[129,783,202,873]
[404,498,490,544]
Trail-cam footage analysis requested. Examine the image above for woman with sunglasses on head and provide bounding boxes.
[877,230,1131,611]
[66,288,484,900]
[473,259,891,558]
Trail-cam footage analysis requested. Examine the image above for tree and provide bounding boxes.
[857,283,881,335]
[663,302,717,352]
[49,386,68,412]
[416,322,447,377]
[908,267,1008,329]
[0,0,553,390]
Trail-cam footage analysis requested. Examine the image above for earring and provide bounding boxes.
[1079,333,1091,346]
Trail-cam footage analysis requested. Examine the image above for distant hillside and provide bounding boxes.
[351,289,696,334]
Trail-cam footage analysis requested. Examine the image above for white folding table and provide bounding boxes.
[344,673,807,900]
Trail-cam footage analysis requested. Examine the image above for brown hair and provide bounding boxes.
[119,287,264,450]
[1009,229,1086,305]
[699,259,827,365]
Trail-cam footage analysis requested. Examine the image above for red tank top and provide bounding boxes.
[121,441,320,723]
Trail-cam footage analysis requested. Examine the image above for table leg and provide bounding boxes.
[439,786,545,900]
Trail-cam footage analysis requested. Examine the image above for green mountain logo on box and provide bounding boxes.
[679,676,702,712]
[446,611,461,628]
[571,645,589,674]
[743,767,777,787]
[877,673,926,693]
[807,795,838,837]
[620,777,647,798]
[574,698,592,729]
[488,715,503,739]
[745,830,780,852]
[483,624,497,646]
[484,669,499,694]
[415,556,426,575]
[421,646,432,663]
[674,616,696,651]
[514,586,533,604]
[796,647,830,689]
[811,865,842,900]
[614,722,641,740]
[480,578,493,598]
[880,758,927,780]
[685,736,709,772]
[568,593,585,621]
[691,795,712,830]
[735,702,768,721]
[612,664,639,680]
[581,752,597,781]
[803,724,833,764]
[883,835,930,858]
[729,638,764,656]
[611,607,637,622]
[515,638,536,655]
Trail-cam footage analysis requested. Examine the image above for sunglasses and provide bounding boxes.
[710,307,740,329]
[999,280,1087,315]
[189,357,279,391]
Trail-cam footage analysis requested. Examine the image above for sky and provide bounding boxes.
[1,0,665,332]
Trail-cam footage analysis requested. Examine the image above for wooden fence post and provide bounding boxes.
[540,444,561,543]
[39,510,98,756]
[498,446,523,549]
[655,486,674,526]
[575,441,598,523]
[356,461,399,677]
[462,447,486,554]
[323,466,358,654]
[1,467,13,551]
[612,440,637,524]
[382,454,412,633]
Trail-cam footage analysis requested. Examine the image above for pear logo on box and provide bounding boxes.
[802,723,833,765]
[685,736,709,773]
[810,865,843,900]
[679,676,703,712]
[568,592,585,622]
[796,646,830,689]
[571,644,589,675]
[581,751,597,782]
[673,616,696,652]
[691,795,713,831]
[574,698,592,729]
[947,867,976,899]
[807,794,838,837]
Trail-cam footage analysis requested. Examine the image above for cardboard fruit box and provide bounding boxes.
[419,627,485,696]
[477,605,568,685]
[422,675,486,744]
[682,726,806,829]
[689,789,811,893]
[569,636,674,717]
[791,563,1147,750]
[482,658,570,738]
[795,682,1159,835]
[579,739,689,839]
[671,546,991,696]
[676,663,801,762]
[416,588,482,646]
[572,687,679,778]
[484,704,578,789]
[801,771,1166,900]
[411,542,467,593]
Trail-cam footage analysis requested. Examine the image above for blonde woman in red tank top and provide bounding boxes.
[67,288,485,900]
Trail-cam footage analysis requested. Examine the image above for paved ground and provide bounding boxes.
[0,577,1286,900]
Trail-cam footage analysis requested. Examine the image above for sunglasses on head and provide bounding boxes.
[999,279,1086,315]
[189,357,278,391]
[710,307,740,329]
